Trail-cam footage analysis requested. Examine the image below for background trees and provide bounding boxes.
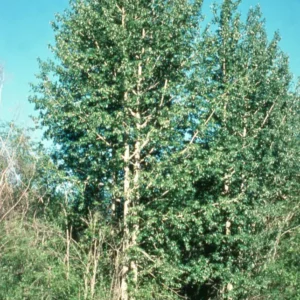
[0,123,116,299]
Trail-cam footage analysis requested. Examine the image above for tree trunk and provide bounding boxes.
[121,143,130,300]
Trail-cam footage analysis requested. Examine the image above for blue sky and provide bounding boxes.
[0,0,299,127]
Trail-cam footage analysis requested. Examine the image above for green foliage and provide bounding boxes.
[31,0,202,195]
[0,220,77,300]
[0,124,115,300]
[181,1,300,298]
[0,216,115,300]
[0,0,296,299]
[31,0,205,297]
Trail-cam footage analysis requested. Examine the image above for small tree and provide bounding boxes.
[0,123,37,221]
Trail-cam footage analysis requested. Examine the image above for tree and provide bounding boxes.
[31,1,203,299]
[182,1,300,298]
[0,123,37,221]
[31,0,299,299]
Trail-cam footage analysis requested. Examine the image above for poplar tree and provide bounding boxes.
[31,0,299,299]
[31,1,202,299]
[183,1,300,298]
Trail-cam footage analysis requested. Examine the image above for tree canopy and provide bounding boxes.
[7,0,296,299]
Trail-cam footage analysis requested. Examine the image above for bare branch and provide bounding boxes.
[261,102,276,128]
[159,79,168,107]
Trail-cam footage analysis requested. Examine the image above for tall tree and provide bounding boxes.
[31,1,202,299]
[31,0,299,299]
[183,1,300,298]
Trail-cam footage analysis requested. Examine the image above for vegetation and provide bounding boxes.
[0,0,299,299]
